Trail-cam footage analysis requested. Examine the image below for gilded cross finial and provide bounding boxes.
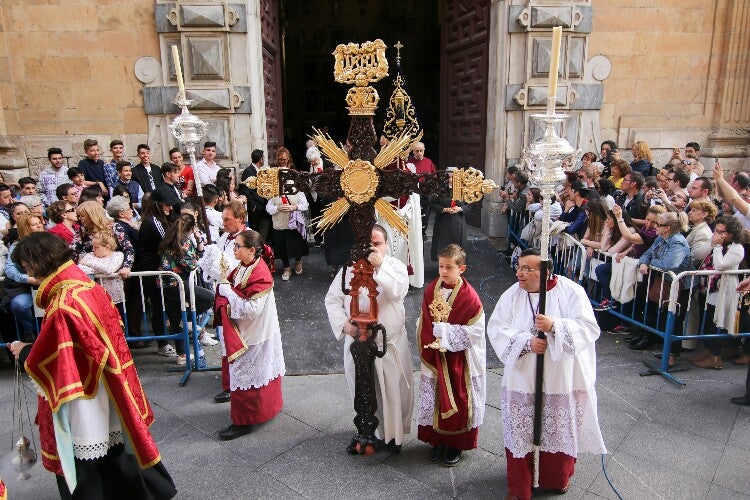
[394,41,403,65]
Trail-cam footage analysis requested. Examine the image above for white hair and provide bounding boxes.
[306,147,322,162]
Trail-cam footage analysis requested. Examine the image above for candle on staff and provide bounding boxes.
[547,26,562,115]
[171,45,186,100]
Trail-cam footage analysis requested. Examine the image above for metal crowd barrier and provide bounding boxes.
[502,211,750,387]
[184,268,221,384]
[573,249,750,386]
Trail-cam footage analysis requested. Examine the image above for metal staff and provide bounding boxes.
[523,102,576,487]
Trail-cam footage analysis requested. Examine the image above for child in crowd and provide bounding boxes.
[67,167,87,200]
[417,244,486,467]
[78,231,125,309]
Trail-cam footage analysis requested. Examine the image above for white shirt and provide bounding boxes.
[195,158,222,186]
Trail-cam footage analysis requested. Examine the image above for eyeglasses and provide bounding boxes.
[666,176,676,181]
[622,178,631,183]
[714,229,728,235]
[578,175,586,180]
[233,243,246,249]
[657,223,670,227]
[64,208,76,213]
[514,264,540,274]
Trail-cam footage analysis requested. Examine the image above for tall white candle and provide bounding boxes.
[548,27,562,99]
[171,45,186,99]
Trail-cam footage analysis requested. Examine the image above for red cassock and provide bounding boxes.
[417,277,483,450]
[214,257,283,425]
[25,261,161,475]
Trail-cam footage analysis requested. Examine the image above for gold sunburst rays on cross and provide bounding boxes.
[310,128,411,235]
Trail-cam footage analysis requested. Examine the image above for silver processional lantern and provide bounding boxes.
[169,102,208,197]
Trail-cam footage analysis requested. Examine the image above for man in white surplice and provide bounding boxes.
[325,225,414,453]
[376,192,424,288]
[486,248,606,500]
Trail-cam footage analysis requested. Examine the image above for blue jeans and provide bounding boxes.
[594,261,612,300]
[11,292,35,335]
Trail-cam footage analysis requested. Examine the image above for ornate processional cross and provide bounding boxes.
[247,39,496,455]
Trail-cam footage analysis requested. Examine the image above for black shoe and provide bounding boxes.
[213,390,230,403]
[428,445,446,464]
[730,396,750,406]
[626,334,646,346]
[443,447,462,467]
[218,424,253,440]
[628,337,654,350]
[384,439,401,454]
[346,438,358,455]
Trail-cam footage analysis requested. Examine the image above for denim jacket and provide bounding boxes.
[638,232,693,279]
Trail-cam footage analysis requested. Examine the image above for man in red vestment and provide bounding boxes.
[417,244,486,466]
[9,232,175,499]
[405,141,437,235]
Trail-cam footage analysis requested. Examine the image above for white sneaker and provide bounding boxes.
[199,332,219,346]
[175,354,187,366]
[157,345,177,357]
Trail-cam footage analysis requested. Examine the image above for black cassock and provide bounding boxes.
[430,196,470,261]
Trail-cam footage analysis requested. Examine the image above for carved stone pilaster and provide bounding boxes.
[0,136,29,173]
[137,1,265,167]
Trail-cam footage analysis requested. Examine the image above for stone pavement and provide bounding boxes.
[1,228,749,499]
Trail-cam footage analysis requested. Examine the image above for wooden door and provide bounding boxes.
[440,0,490,225]
[261,0,284,161]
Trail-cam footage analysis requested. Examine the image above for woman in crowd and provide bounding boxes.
[608,159,631,190]
[169,147,195,199]
[128,190,180,355]
[266,186,309,281]
[73,201,134,279]
[46,200,79,244]
[216,168,246,210]
[2,213,46,340]
[2,201,31,246]
[580,199,612,256]
[7,232,176,499]
[107,195,140,249]
[596,178,617,210]
[580,151,597,170]
[630,140,655,176]
[635,211,692,362]
[690,216,746,370]
[113,184,142,214]
[158,213,216,365]
[685,200,717,265]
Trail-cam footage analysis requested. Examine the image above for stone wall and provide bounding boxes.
[0,0,159,177]
[589,0,750,170]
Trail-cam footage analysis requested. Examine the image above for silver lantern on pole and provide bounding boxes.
[520,26,579,489]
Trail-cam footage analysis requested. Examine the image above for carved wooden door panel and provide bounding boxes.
[261,0,283,161]
[440,0,490,225]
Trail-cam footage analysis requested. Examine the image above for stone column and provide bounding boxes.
[703,0,750,170]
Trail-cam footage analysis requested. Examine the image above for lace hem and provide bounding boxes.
[229,336,286,391]
[73,430,125,461]
[417,374,485,428]
[501,387,606,458]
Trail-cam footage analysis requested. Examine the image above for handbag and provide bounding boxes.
[647,273,679,306]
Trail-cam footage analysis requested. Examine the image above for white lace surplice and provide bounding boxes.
[417,287,486,429]
[221,266,286,391]
[486,276,607,459]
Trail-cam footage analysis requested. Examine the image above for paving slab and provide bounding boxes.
[0,230,749,499]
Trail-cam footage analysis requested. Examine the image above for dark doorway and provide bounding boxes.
[279,1,441,167]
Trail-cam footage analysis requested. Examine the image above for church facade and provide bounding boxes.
[0,0,747,235]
